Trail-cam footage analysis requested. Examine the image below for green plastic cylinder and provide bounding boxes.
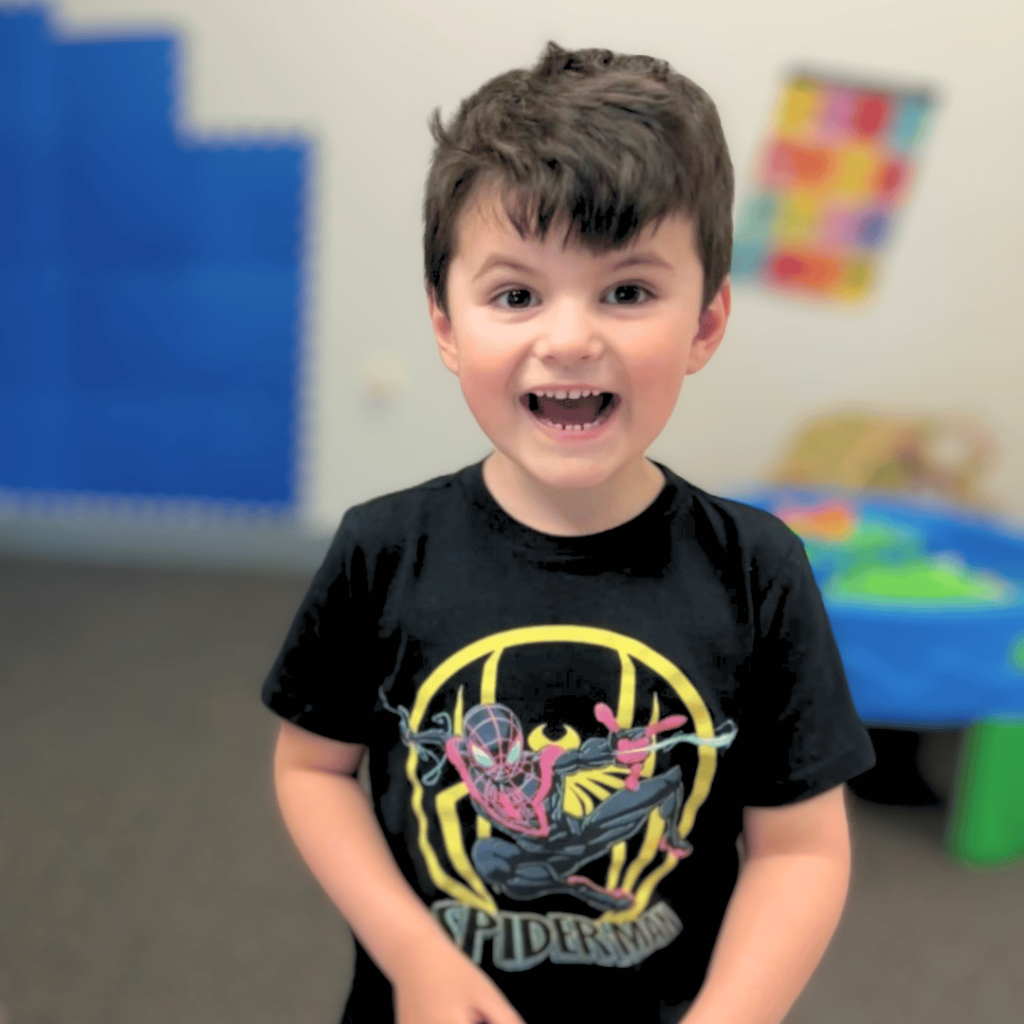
[945,718,1024,868]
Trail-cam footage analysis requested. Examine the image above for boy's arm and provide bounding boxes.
[681,784,852,1024]
[273,720,526,1024]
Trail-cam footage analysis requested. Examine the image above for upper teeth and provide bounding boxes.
[533,389,603,400]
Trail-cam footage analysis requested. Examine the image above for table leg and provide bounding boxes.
[945,718,1024,868]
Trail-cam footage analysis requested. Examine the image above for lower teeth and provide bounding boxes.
[541,421,594,431]
[537,411,611,432]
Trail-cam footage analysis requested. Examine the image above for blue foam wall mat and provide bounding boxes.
[0,8,308,508]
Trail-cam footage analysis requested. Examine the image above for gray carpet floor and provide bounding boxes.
[1,554,1022,1024]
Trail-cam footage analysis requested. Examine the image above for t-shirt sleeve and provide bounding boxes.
[741,539,877,806]
[260,511,381,744]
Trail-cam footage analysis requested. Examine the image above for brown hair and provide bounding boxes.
[423,40,734,320]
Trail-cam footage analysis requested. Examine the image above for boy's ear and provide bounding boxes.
[687,277,731,375]
[428,287,459,375]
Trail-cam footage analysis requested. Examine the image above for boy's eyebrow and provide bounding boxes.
[472,253,673,281]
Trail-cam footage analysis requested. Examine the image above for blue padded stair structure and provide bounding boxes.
[0,8,308,509]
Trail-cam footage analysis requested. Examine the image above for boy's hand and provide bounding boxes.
[392,939,527,1024]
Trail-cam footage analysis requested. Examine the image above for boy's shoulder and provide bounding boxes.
[338,464,466,541]
[664,468,805,568]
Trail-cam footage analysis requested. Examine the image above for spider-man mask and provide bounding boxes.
[463,704,524,781]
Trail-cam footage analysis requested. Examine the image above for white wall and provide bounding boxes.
[8,0,1023,532]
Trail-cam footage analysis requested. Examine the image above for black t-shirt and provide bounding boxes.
[262,459,875,1024]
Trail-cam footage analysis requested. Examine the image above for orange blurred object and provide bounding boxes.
[777,500,859,541]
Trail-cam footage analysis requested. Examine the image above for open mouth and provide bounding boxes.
[520,391,619,432]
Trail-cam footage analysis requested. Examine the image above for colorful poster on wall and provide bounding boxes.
[731,68,936,304]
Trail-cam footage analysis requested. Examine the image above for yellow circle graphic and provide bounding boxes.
[403,625,731,923]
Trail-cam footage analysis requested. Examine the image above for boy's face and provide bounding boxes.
[428,185,730,506]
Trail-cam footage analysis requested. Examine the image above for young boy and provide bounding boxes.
[263,40,876,1024]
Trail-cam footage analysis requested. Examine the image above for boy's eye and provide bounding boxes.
[492,284,652,309]
[606,284,651,305]
[496,288,533,309]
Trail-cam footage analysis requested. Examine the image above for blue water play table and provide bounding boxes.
[732,487,1024,869]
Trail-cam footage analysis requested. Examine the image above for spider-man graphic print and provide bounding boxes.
[435,699,733,912]
[379,627,739,937]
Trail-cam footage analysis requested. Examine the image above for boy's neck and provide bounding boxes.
[481,452,667,538]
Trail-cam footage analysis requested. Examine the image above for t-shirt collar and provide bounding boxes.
[458,457,686,568]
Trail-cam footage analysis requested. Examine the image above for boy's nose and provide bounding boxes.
[535,302,603,358]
